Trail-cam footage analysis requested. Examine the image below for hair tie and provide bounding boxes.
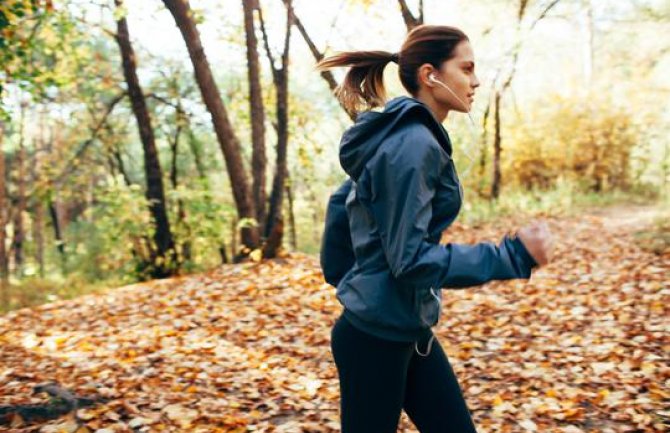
[390,52,400,63]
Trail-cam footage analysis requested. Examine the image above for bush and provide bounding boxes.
[504,93,640,193]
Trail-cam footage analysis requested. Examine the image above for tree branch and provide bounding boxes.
[257,2,279,81]
[397,0,421,31]
[280,0,353,120]
[54,92,126,185]
[529,0,562,31]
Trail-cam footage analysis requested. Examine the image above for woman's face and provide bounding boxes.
[432,40,480,113]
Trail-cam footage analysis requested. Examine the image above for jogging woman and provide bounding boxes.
[318,25,554,433]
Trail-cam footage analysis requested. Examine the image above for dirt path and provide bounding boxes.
[581,203,666,231]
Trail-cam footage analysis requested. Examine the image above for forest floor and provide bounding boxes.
[0,204,668,433]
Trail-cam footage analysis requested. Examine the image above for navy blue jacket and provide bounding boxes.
[320,96,537,344]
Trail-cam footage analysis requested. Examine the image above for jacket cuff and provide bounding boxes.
[510,235,538,272]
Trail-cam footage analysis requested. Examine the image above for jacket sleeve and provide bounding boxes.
[363,137,537,291]
[320,179,356,287]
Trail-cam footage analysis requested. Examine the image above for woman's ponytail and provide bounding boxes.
[316,50,397,117]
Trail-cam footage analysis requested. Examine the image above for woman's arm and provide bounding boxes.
[320,179,356,287]
[361,134,537,291]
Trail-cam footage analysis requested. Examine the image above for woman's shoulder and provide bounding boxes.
[378,119,450,165]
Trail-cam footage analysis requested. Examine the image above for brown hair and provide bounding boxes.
[316,25,469,117]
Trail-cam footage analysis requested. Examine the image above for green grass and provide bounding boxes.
[0,274,123,315]
[459,180,664,225]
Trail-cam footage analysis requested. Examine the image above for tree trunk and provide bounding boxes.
[285,175,297,251]
[169,110,191,263]
[491,91,502,199]
[33,197,45,278]
[112,145,133,187]
[101,124,134,187]
[243,0,267,233]
[33,112,46,278]
[45,124,66,271]
[485,0,562,200]
[231,216,238,263]
[258,0,292,258]
[218,245,229,265]
[162,0,259,251]
[478,100,491,198]
[115,0,177,278]
[0,121,9,309]
[263,69,289,258]
[48,200,66,271]
[31,136,45,278]
[187,128,208,182]
[12,103,27,276]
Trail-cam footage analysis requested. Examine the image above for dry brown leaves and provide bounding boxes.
[0,207,668,433]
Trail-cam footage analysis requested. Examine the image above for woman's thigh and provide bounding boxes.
[403,337,479,433]
[330,314,414,433]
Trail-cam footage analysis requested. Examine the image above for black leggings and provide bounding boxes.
[330,313,479,433]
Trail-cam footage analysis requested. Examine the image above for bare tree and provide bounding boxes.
[285,174,297,250]
[31,133,45,278]
[397,0,424,31]
[258,0,293,258]
[0,121,8,309]
[114,0,177,277]
[162,0,260,254]
[243,0,268,232]
[11,102,27,276]
[165,93,192,263]
[281,0,355,121]
[487,0,562,199]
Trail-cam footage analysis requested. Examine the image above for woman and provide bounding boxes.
[318,25,554,433]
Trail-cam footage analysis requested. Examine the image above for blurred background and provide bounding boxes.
[1,0,668,312]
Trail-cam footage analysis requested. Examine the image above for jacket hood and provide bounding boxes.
[339,96,453,180]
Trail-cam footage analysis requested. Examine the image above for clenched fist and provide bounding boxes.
[516,221,555,267]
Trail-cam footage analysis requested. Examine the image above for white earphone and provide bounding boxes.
[428,73,477,179]
[429,74,471,114]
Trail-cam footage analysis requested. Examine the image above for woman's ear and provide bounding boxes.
[418,63,436,87]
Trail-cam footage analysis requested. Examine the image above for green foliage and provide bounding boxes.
[166,181,237,271]
[53,177,238,282]
[67,181,154,280]
[0,1,76,116]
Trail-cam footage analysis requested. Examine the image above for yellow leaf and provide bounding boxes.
[249,249,262,262]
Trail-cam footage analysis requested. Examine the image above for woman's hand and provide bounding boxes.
[516,221,554,267]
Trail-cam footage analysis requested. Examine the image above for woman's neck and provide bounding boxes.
[413,91,449,123]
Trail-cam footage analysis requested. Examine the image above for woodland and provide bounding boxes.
[0,0,668,432]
